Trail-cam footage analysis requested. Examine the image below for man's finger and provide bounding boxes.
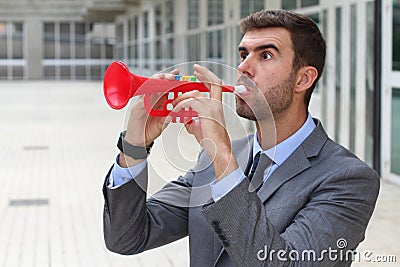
[193,64,222,102]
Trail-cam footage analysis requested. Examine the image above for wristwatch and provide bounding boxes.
[117,131,153,159]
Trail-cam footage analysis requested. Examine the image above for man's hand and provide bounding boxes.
[172,64,239,181]
[119,69,179,168]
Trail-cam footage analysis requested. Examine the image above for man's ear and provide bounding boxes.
[294,66,318,93]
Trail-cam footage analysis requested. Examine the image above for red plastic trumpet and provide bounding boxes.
[103,61,246,122]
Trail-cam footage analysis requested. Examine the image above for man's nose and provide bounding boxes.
[237,56,254,78]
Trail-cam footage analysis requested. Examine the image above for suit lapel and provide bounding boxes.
[257,120,328,203]
[257,146,311,202]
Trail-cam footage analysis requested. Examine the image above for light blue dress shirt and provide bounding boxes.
[109,114,316,201]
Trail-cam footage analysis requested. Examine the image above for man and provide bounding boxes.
[103,10,379,266]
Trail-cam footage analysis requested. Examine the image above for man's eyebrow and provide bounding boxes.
[238,44,280,54]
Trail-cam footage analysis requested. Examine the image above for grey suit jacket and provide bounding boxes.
[103,119,380,266]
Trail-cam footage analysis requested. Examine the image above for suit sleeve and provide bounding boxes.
[201,165,380,266]
[102,163,192,255]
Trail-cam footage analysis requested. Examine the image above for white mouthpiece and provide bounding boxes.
[233,85,247,94]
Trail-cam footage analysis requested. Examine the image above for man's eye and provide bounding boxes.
[240,53,248,61]
[263,53,272,60]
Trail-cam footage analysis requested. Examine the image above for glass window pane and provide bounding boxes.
[155,40,162,59]
[143,11,149,38]
[90,38,102,58]
[241,0,250,17]
[188,0,200,29]
[301,0,319,8]
[60,66,71,79]
[134,17,138,40]
[393,0,400,71]
[44,23,55,59]
[167,38,174,59]
[365,2,375,166]
[208,0,224,25]
[0,66,7,79]
[241,0,264,18]
[128,18,133,41]
[308,13,320,24]
[44,66,56,79]
[91,65,101,80]
[116,23,124,43]
[106,40,113,59]
[133,44,139,67]
[155,40,162,70]
[165,0,174,33]
[282,0,297,10]
[117,46,124,60]
[12,66,24,79]
[392,88,400,175]
[155,4,162,36]
[0,22,7,59]
[144,42,150,68]
[75,23,86,59]
[12,22,23,59]
[75,65,86,80]
[321,10,328,124]
[335,7,342,142]
[187,33,201,61]
[60,22,70,59]
[350,5,357,152]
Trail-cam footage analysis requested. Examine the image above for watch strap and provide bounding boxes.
[117,131,153,159]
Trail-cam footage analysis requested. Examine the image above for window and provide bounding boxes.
[43,21,114,80]
[60,22,71,59]
[143,11,149,38]
[282,0,297,10]
[207,29,225,76]
[0,21,25,80]
[365,1,375,165]
[187,0,200,29]
[321,10,328,124]
[128,16,139,67]
[350,4,357,152]
[165,0,174,33]
[393,0,400,71]
[155,4,162,36]
[282,0,319,10]
[335,7,342,142]
[301,0,319,7]
[116,23,124,60]
[12,23,23,59]
[144,42,150,68]
[392,88,400,175]
[44,23,56,59]
[208,0,224,26]
[75,23,86,59]
[187,33,201,62]
[241,0,264,18]
[0,22,8,59]
[134,17,138,40]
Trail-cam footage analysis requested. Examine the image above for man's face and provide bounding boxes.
[235,27,296,121]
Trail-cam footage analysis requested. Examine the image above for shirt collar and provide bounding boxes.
[253,113,316,166]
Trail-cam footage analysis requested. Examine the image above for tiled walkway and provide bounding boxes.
[0,81,398,266]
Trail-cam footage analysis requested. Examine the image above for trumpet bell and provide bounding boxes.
[103,61,134,110]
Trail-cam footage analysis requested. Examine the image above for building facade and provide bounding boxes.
[0,0,399,184]
[0,0,138,80]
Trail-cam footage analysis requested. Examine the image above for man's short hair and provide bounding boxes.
[240,9,326,107]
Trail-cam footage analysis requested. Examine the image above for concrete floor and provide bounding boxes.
[0,81,398,266]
